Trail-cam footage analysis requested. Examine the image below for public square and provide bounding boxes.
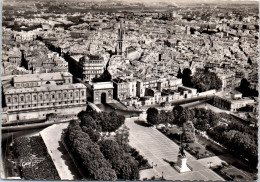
[125,116,224,181]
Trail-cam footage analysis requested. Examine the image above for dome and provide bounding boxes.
[80,55,90,63]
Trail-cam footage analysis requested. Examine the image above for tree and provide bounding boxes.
[82,126,100,142]
[177,68,182,78]
[158,110,168,124]
[79,110,124,132]
[182,68,193,87]
[65,123,117,180]
[146,107,159,125]
[178,109,195,124]
[98,111,125,132]
[191,70,222,92]
[99,139,123,160]
[172,105,184,118]
[94,167,117,180]
[99,140,139,180]
[78,111,98,130]
[182,121,195,143]
[236,78,258,97]
[115,127,129,145]
[92,69,112,82]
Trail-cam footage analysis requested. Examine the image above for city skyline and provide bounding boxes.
[1,0,258,181]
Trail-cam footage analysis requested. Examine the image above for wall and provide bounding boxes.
[5,105,87,123]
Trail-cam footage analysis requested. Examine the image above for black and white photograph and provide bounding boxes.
[1,0,259,181]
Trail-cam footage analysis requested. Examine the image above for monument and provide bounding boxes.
[174,145,191,173]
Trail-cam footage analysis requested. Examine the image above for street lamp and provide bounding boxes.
[208,162,212,168]
[162,171,164,180]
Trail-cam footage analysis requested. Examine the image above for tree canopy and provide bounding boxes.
[92,69,112,83]
[191,69,222,92]
[65,121,117,180]
[78,110,125,132]
[146,107,159,125]
[236,78,258,97]
[182,68,193,87]
[99,139,140,180]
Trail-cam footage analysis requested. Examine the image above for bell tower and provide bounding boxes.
[117,18,124,55]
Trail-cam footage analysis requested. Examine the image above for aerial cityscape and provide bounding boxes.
[1,0,259,181]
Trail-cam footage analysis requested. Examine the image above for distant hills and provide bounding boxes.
[3,0,258,8]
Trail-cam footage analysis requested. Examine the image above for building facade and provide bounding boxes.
[4,83,87,112]
[79,55,104,82]
[2,72,88,122]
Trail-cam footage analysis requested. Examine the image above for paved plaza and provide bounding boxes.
[125,116,224,181]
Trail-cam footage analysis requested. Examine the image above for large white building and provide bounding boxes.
[2,72,88,122]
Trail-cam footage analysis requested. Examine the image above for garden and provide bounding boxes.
[212,163,256,181]
[158,126,215,159]
[129,147,152,170]
[147,106,258,169]
[13,136,60,180]
[182,142,214,159]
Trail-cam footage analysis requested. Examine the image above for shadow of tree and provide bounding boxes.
[134,120,151,127]
[57,141,83,180]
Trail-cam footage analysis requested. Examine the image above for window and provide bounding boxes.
[52,94,55,99]
[33,95,37,101]
[27,95,30,102]
[20,96,24,102]
[7,97,11,103]
[14,97,18,103]
[64,93,67,98]
[45,94,49,100]
[58,93,61,98]
[75,91,79,97]
[70,92,73,97]
[81,91,84,96]
[39,95,43,100]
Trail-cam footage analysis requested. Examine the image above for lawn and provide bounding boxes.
[182,142,215,159]
[13,136,60,180]
[214,165,255,181]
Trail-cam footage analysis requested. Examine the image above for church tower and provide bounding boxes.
[117,18,124,55]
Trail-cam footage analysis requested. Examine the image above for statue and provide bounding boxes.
[174,141,191,173]
[179,146,186,158]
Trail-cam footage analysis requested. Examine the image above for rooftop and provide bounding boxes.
[13,72,72,83]
[4,83,86,94]
[92,82,114,90]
